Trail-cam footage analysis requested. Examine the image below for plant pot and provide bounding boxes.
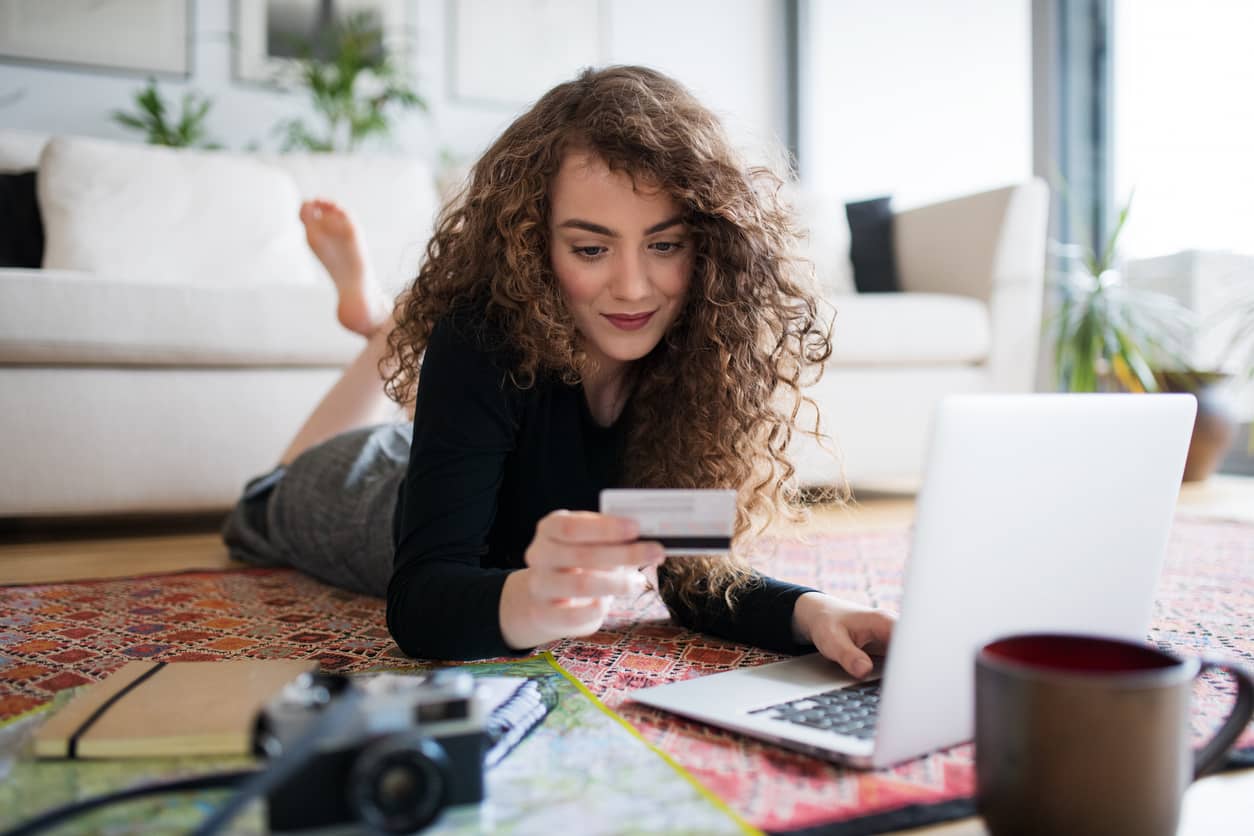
[1157,371,1239,482]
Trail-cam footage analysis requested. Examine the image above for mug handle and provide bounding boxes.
[1193,658,1254,779]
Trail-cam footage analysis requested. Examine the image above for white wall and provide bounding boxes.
[1,1,1036,199]
[606,0,786,161]
[0,0,786,169]
[0,3,325,152]
[801,0,1033,206]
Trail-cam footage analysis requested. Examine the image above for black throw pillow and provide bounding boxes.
[845,196,901,293]
[0,170,44,268]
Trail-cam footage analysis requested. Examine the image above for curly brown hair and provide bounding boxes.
[384,65,835,614]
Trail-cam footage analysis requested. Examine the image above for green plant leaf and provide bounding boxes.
[1113,329,1158,392]
[1097,189,1135,274]
[275,117,333,152]
[110,112,149,131]
[271,11,423,152]
[1042,184,1222,394]
[110,78,219,148]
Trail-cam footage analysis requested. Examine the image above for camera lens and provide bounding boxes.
[349,732,451,833]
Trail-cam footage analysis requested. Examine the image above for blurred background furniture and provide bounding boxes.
[0,130,1047,516]
[1125,249,1254,421]
[0,131,435,517]
[788,179,1050,491]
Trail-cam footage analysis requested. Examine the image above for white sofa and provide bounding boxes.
[0,130,1047,516]
[1,132,435,517]
[789,181,1050,490]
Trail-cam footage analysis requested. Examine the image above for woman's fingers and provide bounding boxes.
[848,611,895,655]
[819,628,875,679]
[534,540,663,571]
[537,510,638,544]
[512,510,671,645]
[534,595,612,635]
[814,611,896,679]
[535,566,647,600]
[527,511,664,571]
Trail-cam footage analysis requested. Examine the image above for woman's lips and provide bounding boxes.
[603,311,656,331]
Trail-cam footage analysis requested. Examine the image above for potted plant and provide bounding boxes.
[1048,199,1243,481]
[1050,200,1195,393]
[274,12,426,152]
[111,78,221,149]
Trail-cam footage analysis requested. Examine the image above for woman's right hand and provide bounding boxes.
[499,510,665,650]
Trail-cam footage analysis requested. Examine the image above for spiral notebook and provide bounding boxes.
[478,674,556,768]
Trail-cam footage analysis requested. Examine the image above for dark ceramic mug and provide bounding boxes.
[975,633,1254,836]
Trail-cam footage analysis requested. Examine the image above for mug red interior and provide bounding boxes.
[981,633,1179,673]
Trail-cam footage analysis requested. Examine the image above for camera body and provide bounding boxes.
[253,669,487,833]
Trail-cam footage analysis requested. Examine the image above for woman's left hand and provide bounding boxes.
[791,592,896,679]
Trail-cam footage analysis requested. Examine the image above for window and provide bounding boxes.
[1112,0,1254,257]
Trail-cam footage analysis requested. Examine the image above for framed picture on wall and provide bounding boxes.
[0,0,191,78]
[234,0,410,87]
[448,0,609,108]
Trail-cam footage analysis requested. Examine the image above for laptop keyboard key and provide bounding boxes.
[754,680,883,738]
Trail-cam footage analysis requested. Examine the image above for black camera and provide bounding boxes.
[253,669,487,834]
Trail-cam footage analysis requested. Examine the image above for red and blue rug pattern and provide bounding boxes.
[1,517,1251,833]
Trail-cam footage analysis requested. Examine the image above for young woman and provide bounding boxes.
[224,66,894,677]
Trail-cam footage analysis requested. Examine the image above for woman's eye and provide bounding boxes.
[573,246,606,259]
[651,241,685,255]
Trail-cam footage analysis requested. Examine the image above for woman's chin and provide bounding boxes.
[595,333,666,364]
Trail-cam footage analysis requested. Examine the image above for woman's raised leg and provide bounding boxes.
[279,200,402,466]
[300,199,390,337]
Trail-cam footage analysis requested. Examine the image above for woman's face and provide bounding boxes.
[549,151,692,380]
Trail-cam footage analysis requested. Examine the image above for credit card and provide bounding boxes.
[599,489,736,555]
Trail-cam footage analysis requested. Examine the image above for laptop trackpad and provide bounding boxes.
[632,652,880,715]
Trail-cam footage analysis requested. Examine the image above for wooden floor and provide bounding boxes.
[1,477,1251,836]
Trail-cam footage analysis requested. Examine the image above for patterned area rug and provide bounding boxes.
[2,517,1252,833]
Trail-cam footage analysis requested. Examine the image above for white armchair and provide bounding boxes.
[788,179,1050,491]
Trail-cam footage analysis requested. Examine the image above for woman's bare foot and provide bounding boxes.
[299,199,389,337]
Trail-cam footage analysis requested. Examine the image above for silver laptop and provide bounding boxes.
[630,394,1197,768]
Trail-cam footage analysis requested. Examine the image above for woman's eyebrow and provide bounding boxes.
[644,215,685,235]
[556,214,686,237]
[558,219,616,236]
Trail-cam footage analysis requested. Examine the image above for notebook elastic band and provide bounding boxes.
[67,662,167,759]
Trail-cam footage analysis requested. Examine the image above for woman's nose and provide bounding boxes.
[609,250,650,300]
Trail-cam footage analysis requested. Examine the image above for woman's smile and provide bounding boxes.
[602,310,656,330]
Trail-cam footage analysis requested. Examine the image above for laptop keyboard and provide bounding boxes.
[748,680,882,740]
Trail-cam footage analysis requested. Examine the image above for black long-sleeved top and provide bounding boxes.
[387,309,816,660]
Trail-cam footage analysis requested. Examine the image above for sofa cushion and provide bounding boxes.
[826,293,990,365]
[0,269,360,366]
[846,196,901,293]
[259,152,439,298]
[782,185,856,295]
[0,129,48,173]
[38,136,317,288]
[0,171,43,268]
